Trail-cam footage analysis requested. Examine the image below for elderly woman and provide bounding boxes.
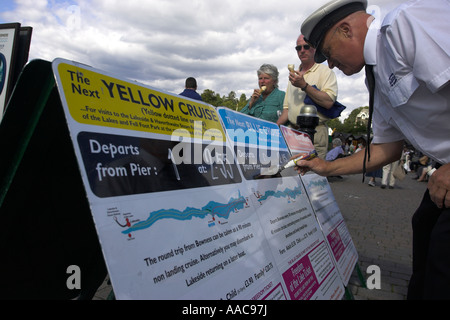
[240,64,285,123]
[325,138,344,161]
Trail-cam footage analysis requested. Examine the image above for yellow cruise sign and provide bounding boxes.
[56,62,225,140]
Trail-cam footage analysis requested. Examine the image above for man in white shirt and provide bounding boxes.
[295,0,450,299]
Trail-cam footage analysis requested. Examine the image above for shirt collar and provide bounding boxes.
[300,63,319,74]
[308,62,319,72]
[364,19,379,66]
[308,63,320,73]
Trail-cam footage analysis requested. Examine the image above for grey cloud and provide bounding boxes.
[2,0,404,116]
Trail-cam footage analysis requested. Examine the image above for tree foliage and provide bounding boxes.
[201,89,248,111]
[328,106,369,135]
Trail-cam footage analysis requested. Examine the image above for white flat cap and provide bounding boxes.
[301,0,367,63]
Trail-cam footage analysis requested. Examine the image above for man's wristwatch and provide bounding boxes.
[301,83,309,91]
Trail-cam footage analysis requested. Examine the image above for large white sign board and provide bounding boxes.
[53,59,347,299]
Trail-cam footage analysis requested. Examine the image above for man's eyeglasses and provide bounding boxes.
[295,44,311,51]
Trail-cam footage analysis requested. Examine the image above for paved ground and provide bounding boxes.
[329,172,427,300]
[93,171,428,300]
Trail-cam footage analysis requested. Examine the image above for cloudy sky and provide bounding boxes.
[1,0,404,119]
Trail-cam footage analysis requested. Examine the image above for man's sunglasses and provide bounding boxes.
[295,44,311,51]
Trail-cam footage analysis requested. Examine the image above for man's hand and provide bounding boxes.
[292,141,405,179]
[428,163,450,208]
[293,155,330,176]
[289,70,307,89]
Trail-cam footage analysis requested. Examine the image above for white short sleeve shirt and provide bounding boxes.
[365,0,450,164]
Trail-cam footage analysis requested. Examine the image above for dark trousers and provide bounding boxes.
[407,189,450,299]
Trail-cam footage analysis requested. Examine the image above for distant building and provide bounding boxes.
[355,107,369,127]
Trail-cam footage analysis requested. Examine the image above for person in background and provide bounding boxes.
[179,77,203,101]
[344,142,350,155]
[402,147,412,173]
[381,160,400,189]
[240,64,285,123]
[294,0,449,299]
[277,34,338,159]
[417,160,437,182]
[366,168,382,187]
[326,138,344,161]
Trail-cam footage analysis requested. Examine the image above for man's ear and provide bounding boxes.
[338,22,351,38]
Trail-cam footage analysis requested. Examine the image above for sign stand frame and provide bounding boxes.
[0,60,107,299]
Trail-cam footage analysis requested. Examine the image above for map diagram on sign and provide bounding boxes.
[116,184,305,238]
[118,191,249,237]
[253,185,303,204]
[305,177,329,190]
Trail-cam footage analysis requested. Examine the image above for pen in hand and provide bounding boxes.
[280,150,318,171]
